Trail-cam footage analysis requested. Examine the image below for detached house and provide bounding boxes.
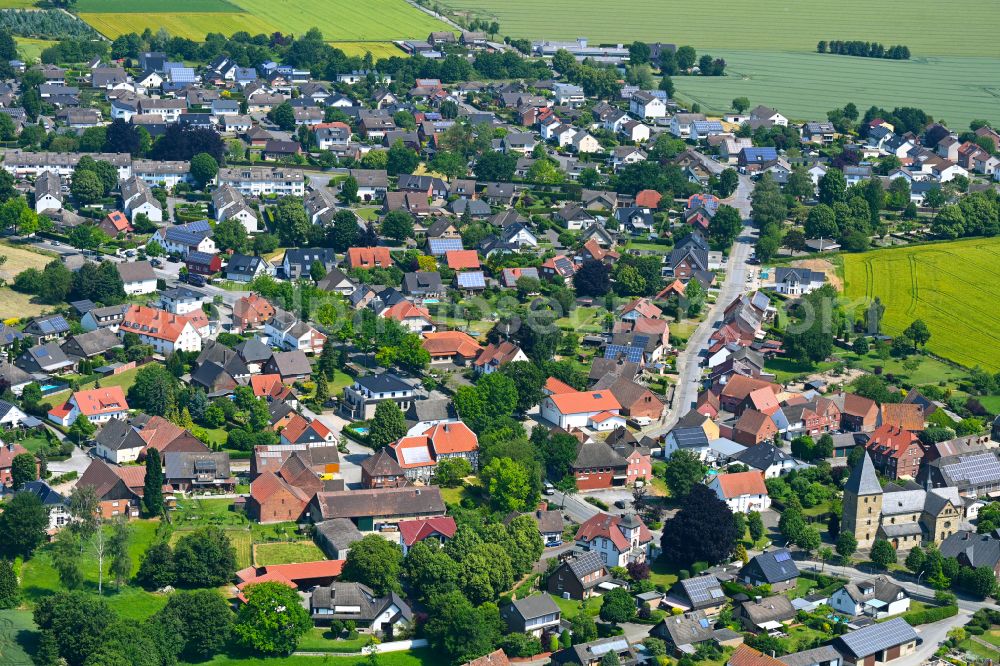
[739,549,799,592]
[546,551,611,600]
[49,386,129,427]
[264,308,326,355]
[575,512,653,567]
[829,576,910,618]
[709,470,771,513]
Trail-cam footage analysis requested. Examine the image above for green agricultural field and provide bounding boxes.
[230,0,446,41]
[437,0,1000,56]
[75,0,239,11]
[674,51,1000,128]
[0,611,38,666]
[842,238,1000,372]
[253,540,325,566]
[330,41,406,59]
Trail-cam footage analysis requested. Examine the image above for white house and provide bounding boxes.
[48,386,129,427]
[829,577,910,618]
[160,287,207,316]
[663,426,712,461]
[118,305,203,354]
[540,389,622,430]
[34,171,62,214]
[750,105,788,127]
[263,308,326,354]
[629,91,667,119]
[708,470,771,513]
[771,267,826,296]
[116,261,157,296]
[575,512,652,567]
[151,220,216,257]
[215,167,305,197]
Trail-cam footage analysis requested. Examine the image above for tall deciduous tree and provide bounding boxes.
[660,484,738,566]
[368,400,407,449]
[234,582,312,655]
[0,490,48,557]
[341,534,403,596]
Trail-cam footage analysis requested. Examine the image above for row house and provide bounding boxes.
[215,167,305,197]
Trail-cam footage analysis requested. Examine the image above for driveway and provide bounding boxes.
[304,407,369,489]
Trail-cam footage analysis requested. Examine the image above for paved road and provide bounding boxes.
[643,173,757,440]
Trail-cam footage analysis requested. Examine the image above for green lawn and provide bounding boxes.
[843,238,1000,372]
[765,358,839,384]
[295,628,370,653]
[0,610,40,666]
[551,593,602,620]
[20,520,167,620]
[959,638,1000,661]
[648,557,681,589]
[14,38,57,63]
[46,365,145,407]
[253,541,326,566]
[780,625,831,654]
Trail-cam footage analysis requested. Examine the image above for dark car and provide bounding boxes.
[186,273,206,287]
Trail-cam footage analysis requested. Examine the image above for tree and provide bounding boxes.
[571,612,598,645]
[599,587,636,625]
[435,457,471,487]
[904,546,925,574]
[268,102,296,131]
[70,169,104,204]
[340,176,359,204]
[870,538,896,569]
[818,169,847,206]
[143,448,164,517]
[663,449,705,499]
[136,541,175,590]
[190,152,219,189]
[967,566,997,599]
[386,140,419,176]
[33,591,116,666]
[574,259,611,297]
[423,591,502,664]
[0,559,19,609]
[482,457,532,514]
[11,452,36,489]
[382,210,414,242]
[501,361,545,413]
[172,527,237,587]
[213,218,249,254]
[108,518,131,590]
[796,525,821,553]
[0,490,48,557]
[675,45,696,70]
[234,582,312,655]
[128,364,177,416]
[660,484,738,566]
[732,97,750,113]
[369,400,407,450]
[709,205,742,247]
[628,41,650,64]
[342,534,403,596]
[904,319,931,349]
[155,589,234,659]
[748,511,765,542]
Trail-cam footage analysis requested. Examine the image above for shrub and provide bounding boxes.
[902,604,958,625]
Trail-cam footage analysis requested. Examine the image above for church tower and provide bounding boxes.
[842,450,883,548]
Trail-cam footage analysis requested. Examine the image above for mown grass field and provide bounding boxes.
[253,540,325,566]
[330,41,405,59]
[842,238,1000,372]
[437,0,1000,55]
[231,0,445,41]
[14,37,56,62]
[75,0,239,11]
[674,51,1000,127]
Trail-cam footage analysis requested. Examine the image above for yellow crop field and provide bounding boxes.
[79,12,278,40]
[329,41,404,59]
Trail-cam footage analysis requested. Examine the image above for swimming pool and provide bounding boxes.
[354,427,369,435]
[423,299,440,304]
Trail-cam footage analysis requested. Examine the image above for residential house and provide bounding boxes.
[310,582,412,636]
[342,374,416,420]
[709,470,771,513]
[739,549,799,592]
[360,449,408,490]
[575,512,652,567]
[501,595,561,638]
[48,386,129,427]
[76,458,144,518]
[833,618,918,666]
[397,516,457,554]
[865,424,923,480]
[309,486,446,531]
[739,595,796,631]
[118,304,203,354]
[829,576,910,618]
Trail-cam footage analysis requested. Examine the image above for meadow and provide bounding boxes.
[230,0,445,41]
[842,237,1000,372]
[78,12,277,40]
[14,37,55,62]
[674,51,1000,127]
[435,0,1000,56]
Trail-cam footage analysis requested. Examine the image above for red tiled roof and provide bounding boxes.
[424,421,478,454]
[866,424,920,460]
[104,210,132,233]
[120,305,198,343]
[544,377,577,396]
[445,249,481,270]
[729,644,785,666]
[548,390,621,415]
[635,189,661,208]
[421,331,482,359]
[398,516,457,546]
[251,374,290,400]
[715,470,768,498]
[0,443,30,468]
[881,403,925,431]
[347,247,392,269]
[383,300,431,323]
[72,386,128,417]
[473,341,524,368]
[575,512,652,552]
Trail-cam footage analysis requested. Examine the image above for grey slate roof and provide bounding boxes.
[734,442,792,471]
[509,594,560,620]
[163,451,231,481]
[845,450,882,496]
[315,517,364,551]
[779,646,843,666]
[836,617,918,659]
[940,530,1000,569]
[742,549,799,584]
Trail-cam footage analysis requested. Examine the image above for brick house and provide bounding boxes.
[865,424,924,480]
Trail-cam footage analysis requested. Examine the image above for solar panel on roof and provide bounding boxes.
[457,271,486,288]
[774,551,791,562]
[699,618,710,628]
[605,344,643,363]
[401,447,432,465]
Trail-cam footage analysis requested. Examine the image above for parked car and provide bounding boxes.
[186,273,206,287]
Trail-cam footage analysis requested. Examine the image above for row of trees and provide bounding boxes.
[658,45,726,76]
[818,40,910,60]
[13,258,125,306]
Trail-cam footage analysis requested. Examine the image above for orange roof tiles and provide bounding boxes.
[881,403,925,431]
[104,211,132,233]
[347,247,392,269]
[575,512,652,551]
[424,421,478,454]
[866,424,920,460]
[716,470,768,498]
[549,390,621,415]
[729,645,786,666]
[421,331,482,359]
[383,300,431,323]
[398,516,457,546]
[72,386,128,416]
[120,304,198,342]
[251,374,291,400]
[635,189,662,208]
[544,377,577,395]
[445,249,481,270]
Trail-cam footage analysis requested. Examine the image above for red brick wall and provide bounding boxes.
[249,492,307,523]
[575,470,615,490]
